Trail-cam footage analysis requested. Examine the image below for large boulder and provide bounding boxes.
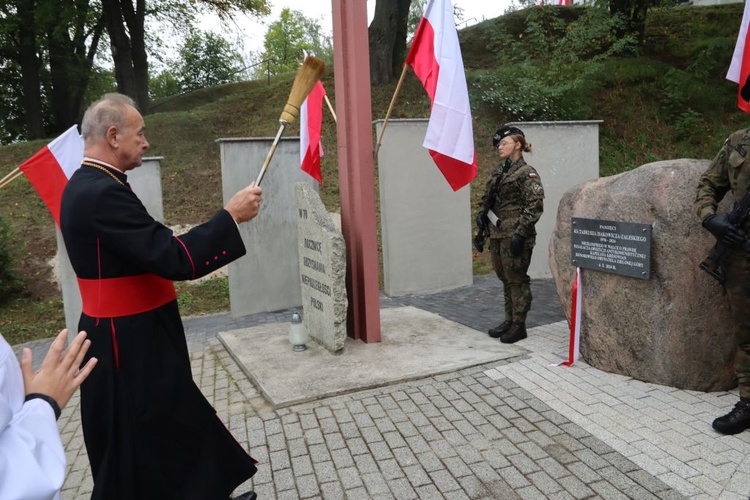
[549,159,737,392]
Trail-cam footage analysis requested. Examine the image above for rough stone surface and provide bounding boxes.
[548,159,738,391]
[295,183,348,353]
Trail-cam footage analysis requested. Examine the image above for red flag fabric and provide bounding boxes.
[560,267,581,366]
[727,0,750,113]
[18,125,84,226]
[300,81,326,183]
[405,0,477,191]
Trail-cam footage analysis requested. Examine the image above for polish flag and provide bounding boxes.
[18,125,84,226]
[727,0,750,113]
[555,267,581,367]
[300,81,326,183]
[405,0,477,192]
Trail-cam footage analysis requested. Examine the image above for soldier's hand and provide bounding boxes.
[510,234,524,257]
[473,234,485,253]
[703,213,747,246]
[225,182,263,224]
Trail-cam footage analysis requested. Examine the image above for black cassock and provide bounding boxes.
[60,161,257,500]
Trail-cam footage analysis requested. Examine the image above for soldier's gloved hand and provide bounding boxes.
[476,212,488,231]
[703,214,747,246]
[510,234,524,257]
[473,234,485,253]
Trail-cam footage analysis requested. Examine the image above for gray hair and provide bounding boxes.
[81,93,137,143]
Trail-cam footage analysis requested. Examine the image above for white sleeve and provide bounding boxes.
[0,338,64,500]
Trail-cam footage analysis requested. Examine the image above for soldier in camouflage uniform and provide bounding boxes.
[478,126,544,344]
[694,128,750,435]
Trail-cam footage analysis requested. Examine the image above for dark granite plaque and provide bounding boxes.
[571,217,652,279]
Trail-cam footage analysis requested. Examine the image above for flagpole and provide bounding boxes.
[373,63,409,158]
[0,168,22,190]
[324,95,337,123]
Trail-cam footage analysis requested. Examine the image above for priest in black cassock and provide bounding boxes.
[60,93,261,500]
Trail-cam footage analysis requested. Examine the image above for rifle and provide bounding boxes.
[473,216,490,253]
[473,174,501,253]
[699,186,750,284]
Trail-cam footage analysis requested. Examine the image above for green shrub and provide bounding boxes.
[473,3,639,121]
[687,37,736,80]
[0,217,21,304]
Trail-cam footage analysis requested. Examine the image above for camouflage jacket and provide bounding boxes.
[694,128,750,231]
[480,157,544,239]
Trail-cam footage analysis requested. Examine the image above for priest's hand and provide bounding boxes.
[21,329,98,411]
[226,182,263,223]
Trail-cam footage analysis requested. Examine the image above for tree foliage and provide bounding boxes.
[178,32,244,91]
[254,7,331,78]
[107,0,270,112]
[474,4,639,121]
[0,0,271,143]
[0,0,105,141]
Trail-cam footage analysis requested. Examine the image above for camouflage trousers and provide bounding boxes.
[724,247,750,399]
[490,237,534,323]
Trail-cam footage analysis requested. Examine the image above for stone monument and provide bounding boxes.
[548,159,737,392]
[295,183,348,353]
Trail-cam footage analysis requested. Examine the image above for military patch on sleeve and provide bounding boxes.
[528,172,538,178]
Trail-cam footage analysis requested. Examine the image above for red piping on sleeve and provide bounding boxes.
[175,236,196,280]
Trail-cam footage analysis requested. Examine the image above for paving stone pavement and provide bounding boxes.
[25,275,750,499]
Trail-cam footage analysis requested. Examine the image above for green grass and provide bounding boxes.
[0,2,746,345]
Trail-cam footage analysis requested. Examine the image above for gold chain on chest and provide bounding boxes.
[82,161,125,186]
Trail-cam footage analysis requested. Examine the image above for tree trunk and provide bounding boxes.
[70,14,106,124]
[121,0,149,114]
[368,0,412,85]
[102,0,137,101]
[47,19,104,131]
[16,0,45,139]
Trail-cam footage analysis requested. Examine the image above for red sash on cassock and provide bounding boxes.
[77,274,177,317]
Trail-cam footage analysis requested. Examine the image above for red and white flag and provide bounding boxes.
[18,125,83,226]
[300,81,326,183]
[405,0,477,191]
[727,0,750,113]
[555,267,581,367]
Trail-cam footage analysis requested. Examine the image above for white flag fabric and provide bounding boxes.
[551,267,581,367]
[727,0,750,113]
[728,0,750,83]
[18,125,83,226]
[404,0,477,191]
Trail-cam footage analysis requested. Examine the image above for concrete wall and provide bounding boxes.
[375,119,474,296]
[506,121,601,278]
[60,157,165,333]
[217,136,319,317]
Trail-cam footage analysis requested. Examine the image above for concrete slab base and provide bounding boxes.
[219,306,528,408]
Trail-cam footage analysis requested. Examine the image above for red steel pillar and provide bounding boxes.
[330,0,381,343]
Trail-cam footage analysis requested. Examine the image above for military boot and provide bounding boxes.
[500,323,527,344]
[712,400,750,435]
[488,321,512,338]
